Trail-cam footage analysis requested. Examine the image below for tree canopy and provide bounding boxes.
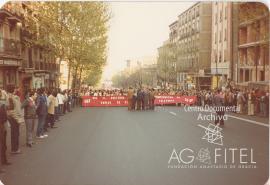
[25,2,110,88]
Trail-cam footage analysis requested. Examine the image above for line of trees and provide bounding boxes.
[25,2,110,88]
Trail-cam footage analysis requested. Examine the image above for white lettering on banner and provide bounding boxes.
[185,98,193,103]
[101,101,112,105]
[82,95,197,106]
[155,96,174,99]
[84,99,91,104]
[111,96,125,100]
[159,99,174,103]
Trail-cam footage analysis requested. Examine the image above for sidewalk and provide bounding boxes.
[0,107,79,179]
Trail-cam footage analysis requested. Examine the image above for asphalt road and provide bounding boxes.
[0,106,269,185]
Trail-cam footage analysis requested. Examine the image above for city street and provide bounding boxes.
[1,106,268,185]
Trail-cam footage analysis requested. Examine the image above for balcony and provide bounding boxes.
[0,38,21,58]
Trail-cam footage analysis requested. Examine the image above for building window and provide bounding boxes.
[215,13,218,24]
[215,32,217,44]
[196,6,199,16]
[5,69,16,85]
[219,31,222,43]
[225,6,227,19]
[220,10,222,22]
[0,70,3,89]
[224,28,227,41]
[0,36,3,50]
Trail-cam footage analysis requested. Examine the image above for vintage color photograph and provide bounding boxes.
[0,1,269,185]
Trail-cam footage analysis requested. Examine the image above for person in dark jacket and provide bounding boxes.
[136,89,143,110]
[0,89,11,172]
[36,88,48,139]
[131,90,137,110]
[21,90,37,147]
[213,89,225,126]
[143,88,150,110]
[6,85,22,154]
[149,89,155,110]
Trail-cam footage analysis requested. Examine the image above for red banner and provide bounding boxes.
[82,96,128,107]
[154,95,197,105]
[82,95,197,107]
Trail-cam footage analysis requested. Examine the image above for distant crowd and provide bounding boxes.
[80,87,269,117]
[0,85,80,174]
[195,88,269,117]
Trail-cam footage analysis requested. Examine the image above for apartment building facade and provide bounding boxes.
[211,2,239,89]
[237,2,269,90]
[0,2,22,90]
[176,2,212,90]
[0,2,60,91]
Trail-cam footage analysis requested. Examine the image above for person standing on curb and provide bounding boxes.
[0,89,9,174]
[6,85,24,154]
[21,90,37,147]
[36,88,48,139]
[47,90,57,129]
[57,90,64,116]
[247,89,255,116]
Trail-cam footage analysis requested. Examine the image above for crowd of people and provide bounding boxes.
[80,86,269,117]
[80,89,127,96]
[127,88,156,111]
[0,85,80,174]
[195,88,269,117]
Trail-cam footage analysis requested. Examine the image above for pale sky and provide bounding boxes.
[102,2,195,81]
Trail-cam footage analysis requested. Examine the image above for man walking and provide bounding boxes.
[149,89,155,110]
[127,87,133,111]
[213,89,225,126]
[137,89,143,110]
[132,90,137,110]
[144,88,150,110]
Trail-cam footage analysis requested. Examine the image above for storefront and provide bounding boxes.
[32,71,50,89]
[0,59,20,89]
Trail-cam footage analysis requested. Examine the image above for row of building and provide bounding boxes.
[0,2,60,93]
[157,2,269,90]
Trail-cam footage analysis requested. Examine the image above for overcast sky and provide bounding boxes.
[102,2,195,81]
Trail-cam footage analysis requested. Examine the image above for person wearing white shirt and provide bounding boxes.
[54,92,59,121]
[62,91,67,114]
[57,91,64,115]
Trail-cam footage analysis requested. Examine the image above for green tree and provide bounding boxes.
[24,2,110,89]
